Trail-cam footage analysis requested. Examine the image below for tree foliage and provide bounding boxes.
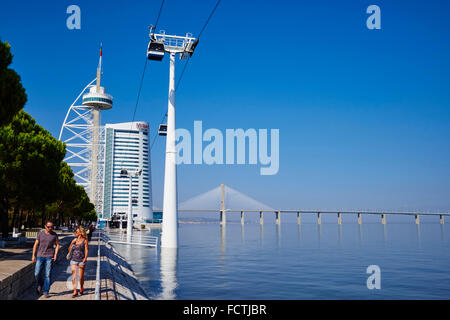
[0,42,96,237]
[0,111,97,236]
[0,40,27,126]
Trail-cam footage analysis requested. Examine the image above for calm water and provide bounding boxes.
[110,214,450,299]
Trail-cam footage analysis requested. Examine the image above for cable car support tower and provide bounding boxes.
[147,27,198,248]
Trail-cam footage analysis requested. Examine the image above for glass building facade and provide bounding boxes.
[102,122,153,221]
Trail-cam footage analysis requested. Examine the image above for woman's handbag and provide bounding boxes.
[66,244,74,260]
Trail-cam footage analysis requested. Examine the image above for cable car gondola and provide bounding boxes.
[147,36,165,61]
[158,123,167,136]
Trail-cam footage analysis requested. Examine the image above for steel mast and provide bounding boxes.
[84,44,113,216]
[90,47,102,210]
[147,29,198,248]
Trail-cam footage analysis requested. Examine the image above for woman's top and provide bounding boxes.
[71,238,85,262]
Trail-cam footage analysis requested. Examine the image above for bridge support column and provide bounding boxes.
[297,212,301,225]
[317,212,321,225]
[357,213,362,225]
[276,211,281,225]
[440,215,444,224]
[220,210,226,225]
[415,214,420,225]
[241,211,245,225]
[337,212,342,225]
[260,212,264,225]
[381,214,386,225]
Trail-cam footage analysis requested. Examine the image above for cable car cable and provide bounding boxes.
[117,0,165,169]
[150,112,167,151]
[175,0,222,91]
[198,0,222,39]
[175,55,191,91]
[151,0,222,153]
[154,0,165,30]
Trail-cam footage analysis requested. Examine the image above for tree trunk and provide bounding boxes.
[12,205,19,229]
[18,209,23,230]
[59,210,64,228]
[26,209,32,229]
[0,196,9,238]
[30,209,35,229]
[41,205,46,228]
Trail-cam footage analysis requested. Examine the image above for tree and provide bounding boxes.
[72,186,95,222]
[0,40,27,126]
[0,111,66,237]
[54,162,78,225]
[0,42,96,237]
[52,162,96,226]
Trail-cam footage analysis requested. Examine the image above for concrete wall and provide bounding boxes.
[0,236,72,300]
[0,259,35,300]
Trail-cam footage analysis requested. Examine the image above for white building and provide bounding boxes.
[102,121,153,222]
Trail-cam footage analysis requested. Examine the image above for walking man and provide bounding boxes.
[31,221,60,298]
[87,223,94,241]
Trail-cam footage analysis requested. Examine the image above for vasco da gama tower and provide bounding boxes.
[60,47,153,224]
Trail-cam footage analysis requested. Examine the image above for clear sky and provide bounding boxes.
[1,0,450,212]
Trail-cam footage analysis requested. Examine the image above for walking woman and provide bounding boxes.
[68,226,89,298]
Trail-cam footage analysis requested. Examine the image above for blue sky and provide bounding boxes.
[1,0,450,211]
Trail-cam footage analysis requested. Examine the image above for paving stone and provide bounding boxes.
[13,231,149,300]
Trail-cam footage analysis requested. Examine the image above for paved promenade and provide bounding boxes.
[1,230,148,300]
[18,235,97,300]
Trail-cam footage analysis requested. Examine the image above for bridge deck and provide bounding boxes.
[156,209,450,216]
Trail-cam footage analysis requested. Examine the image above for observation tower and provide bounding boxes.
[83,45,112,211]
[59,45,113,217]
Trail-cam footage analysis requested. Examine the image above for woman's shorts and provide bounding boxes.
[70,260,85,266]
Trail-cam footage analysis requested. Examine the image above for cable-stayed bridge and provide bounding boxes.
[154,184,449,225]
[178,184,273,212]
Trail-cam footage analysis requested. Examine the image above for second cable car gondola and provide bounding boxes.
[147,38,165,61]
[158,123,167,136]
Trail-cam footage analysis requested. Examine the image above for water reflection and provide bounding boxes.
[415,224,422,248]
[124,239,132,257]
[110,221,450,300]
[260,223,264,247]
[276,222,281,248]
[220,224,226,253]
[317,224,322,246]
[358,223,363,244]
[241,223,245,244]
[157,248,178,300]
[337,224,342,246]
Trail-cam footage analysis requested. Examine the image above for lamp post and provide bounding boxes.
[120,168,142,243]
